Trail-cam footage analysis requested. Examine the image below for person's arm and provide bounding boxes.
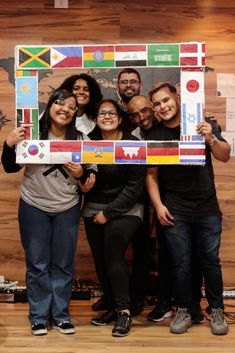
[197,120,230,162]
[146,166,174,226]
[101,165,146,222]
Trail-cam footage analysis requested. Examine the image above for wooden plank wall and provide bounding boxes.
[0,0,234,286]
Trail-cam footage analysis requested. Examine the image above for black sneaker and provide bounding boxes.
[91,310,117,326]
[31,323,47,336]
[147,301,173,322]
[112,311,132,337]
[191,303,204,324]
[92,296,109,311]
[53,321,75,334]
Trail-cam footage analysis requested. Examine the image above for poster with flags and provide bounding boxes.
[18,47,51,68]
[83,45,115,67]
[16,140,50,164]
[51,46,83,68]
[180,42,205,67]
[115,141,146,164]
[147,142,179,164]
[115,45,147,67]
[179,141,206,164]
[17,109,39,139]
[50,141,82,163]
[16,76,38,109]
[82,141,114,163]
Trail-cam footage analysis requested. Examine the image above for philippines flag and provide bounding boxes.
[51,47,83,68]
[180,42,205,67]
[115,141,146,164]
[50,141,82,163]
[115,45,147,67]
[179,141,206,164]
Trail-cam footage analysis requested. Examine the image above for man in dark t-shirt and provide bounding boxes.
[146,82,231,335]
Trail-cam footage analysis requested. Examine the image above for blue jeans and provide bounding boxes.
[18,198,80,325]
[164,214,224,309]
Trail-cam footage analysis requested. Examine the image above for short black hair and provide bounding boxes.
[117,68,141,83]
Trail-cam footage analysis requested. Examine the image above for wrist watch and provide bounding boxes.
[208,134,219,146]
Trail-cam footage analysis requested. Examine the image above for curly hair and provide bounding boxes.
[58,73,103,120]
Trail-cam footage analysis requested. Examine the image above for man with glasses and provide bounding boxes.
[116,68,142,133]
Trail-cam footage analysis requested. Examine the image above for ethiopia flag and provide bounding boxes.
[83,45,115,67]
[147,142,179,164]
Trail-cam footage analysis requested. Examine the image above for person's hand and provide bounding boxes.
[93,211,107,225]
[156,204,174,226]
[64,162,84,178]
[78,173,96,193]
[6,125,27,147]
[196,120,213,143]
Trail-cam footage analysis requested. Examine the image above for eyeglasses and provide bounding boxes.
[129,107,151,120]
[118,79,140,86]
[54,100,78,113]
[97,110,118,118]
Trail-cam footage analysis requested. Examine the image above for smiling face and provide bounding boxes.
[72,78,90,107]
[50,96,77,132]
[128,96,155,131]
[151,87,181,127]
[96,101,122,132]
[117,72,141,103]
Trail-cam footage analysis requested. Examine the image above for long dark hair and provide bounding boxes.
[39,89,78,140]
[58,73,103,120]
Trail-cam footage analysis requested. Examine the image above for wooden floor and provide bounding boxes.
[0,299,235,353]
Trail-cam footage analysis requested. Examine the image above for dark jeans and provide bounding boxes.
[84,215,142,310]
[164,214,224,309]
[18,198,80,325]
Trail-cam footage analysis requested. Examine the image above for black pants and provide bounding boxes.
[84,215,142,310]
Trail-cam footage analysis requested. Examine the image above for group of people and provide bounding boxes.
[1,68,231,338]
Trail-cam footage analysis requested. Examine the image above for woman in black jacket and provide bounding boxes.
[83,99,146,337]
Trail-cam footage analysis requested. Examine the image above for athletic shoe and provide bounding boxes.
[147,301,172,322]
[112,311,132,337]
[91,310,117,326]
[170,307,191,334]
[206,307,228,335]
[53,321,75,334]
[31,323,47,336]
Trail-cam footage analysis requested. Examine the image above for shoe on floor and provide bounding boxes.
[190,303,204,324]
[31,323,47,336]
[147,301,172,322]
[170,307,191,334]
[206,307,228,335]
[53,321,75,334]
[91,310,117,326]
[92,296,109,311]
[112,311,132,337]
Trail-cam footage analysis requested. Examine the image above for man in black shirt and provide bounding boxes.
[146,82,230,335]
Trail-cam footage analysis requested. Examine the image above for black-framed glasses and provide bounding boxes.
[118,79,140,86]
[98,110,118,118]
[129,107,151,120]
[54,99,78,113]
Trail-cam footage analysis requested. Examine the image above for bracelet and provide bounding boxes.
[208,134,219,146]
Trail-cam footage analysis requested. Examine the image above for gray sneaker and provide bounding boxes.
[209,308,228,335]
[170,308,191,334]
